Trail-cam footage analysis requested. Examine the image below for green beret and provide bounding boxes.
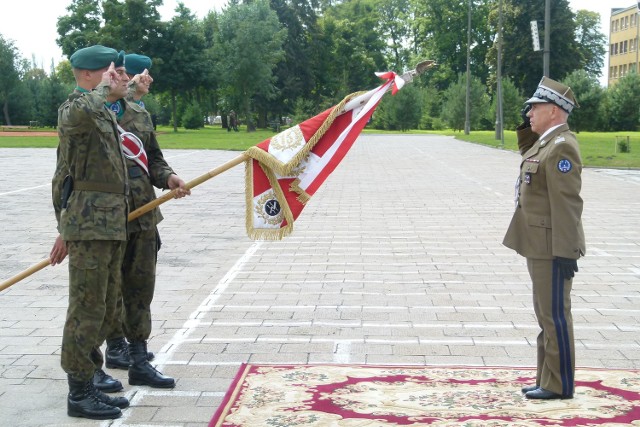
[125,54,152,75]
[115,50,125,68]
[70,45,124,70]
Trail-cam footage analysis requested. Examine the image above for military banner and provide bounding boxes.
[244,71,406,240]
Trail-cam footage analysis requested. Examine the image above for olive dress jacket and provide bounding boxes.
[503,123,586,260]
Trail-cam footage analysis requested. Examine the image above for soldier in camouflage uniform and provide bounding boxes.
[53,45,132,420]
[100,53,190,388]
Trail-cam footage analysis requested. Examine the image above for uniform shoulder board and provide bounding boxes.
[554,136,566,144]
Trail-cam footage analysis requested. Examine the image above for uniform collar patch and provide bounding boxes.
[109,102,121,114]
[555,136,566,144]
[557,159,572,173]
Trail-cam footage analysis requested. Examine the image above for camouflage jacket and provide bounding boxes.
[119,100,175,232]
[54,84,129,241]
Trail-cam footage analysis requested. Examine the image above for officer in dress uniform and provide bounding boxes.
[503,77,586,400]
[101,53,189,388]
[53,45,131,420]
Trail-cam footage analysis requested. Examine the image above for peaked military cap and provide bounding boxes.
[525,76,579,114]
[70,45,125,70]
[125,54,152,75]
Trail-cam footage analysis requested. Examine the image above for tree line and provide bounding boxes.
[1,0,635,133]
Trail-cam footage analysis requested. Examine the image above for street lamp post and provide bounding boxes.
[465,0,471,135]
[495,0,504,145]
[543,0,550,76]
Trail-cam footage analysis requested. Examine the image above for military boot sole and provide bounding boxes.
[67,403,122,420]
[129,376,176,389]
[105,359,131,370]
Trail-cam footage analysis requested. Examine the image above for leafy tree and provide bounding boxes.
[267,0,320,121]
[412,0,493,90]
[490,77,522,131]
[56,0,103,57]
[373,84,423,131]
[441,73,490,131]
[418,85,445,130]
[500,0,581,96]
[562,70,603,132]
[377,0,411,72]
[574,10,606,78]
[182,101,204,129]
[55,60,75,85]
[99,0,163,53]
[607,73,640,131]
[149,5,208,131]
[319,0,388,99]
[0,35,23,125]
[214,0,286,131]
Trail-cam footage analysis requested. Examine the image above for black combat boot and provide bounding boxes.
[128,341,175,388]
[107,336,154,366]
[67,377,122,420]
[106,337,131,369]
[93,368,123,392]
[92,383,129,409]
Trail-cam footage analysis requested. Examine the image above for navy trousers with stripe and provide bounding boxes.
[527,258,575,397]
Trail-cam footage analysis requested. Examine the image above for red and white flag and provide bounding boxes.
[244,71,406,239]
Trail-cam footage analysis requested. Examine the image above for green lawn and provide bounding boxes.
[1,125,639,169]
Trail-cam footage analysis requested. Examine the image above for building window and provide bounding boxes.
[625,16,629,29]
[624,40,628,53]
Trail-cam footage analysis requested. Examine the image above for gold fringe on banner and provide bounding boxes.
[244,91,365,239]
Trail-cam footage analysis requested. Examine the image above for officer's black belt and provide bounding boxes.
[74,180,126,194]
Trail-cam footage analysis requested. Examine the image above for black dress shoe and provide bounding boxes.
[525,387,573,400]
[521,385,539,394]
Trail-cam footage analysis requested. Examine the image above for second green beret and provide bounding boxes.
[125,54,152,75]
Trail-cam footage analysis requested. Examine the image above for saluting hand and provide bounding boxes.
[520,104,531,128]
[101,62,119,90]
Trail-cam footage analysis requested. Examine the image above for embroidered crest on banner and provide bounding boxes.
[255,191,283,225]
[557,159,572,173]
[270,126,306,152]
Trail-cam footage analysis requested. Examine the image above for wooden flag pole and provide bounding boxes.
[0,153,248,292]
[128,153,247,221]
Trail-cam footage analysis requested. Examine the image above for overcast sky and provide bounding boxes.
[0,0,617,82]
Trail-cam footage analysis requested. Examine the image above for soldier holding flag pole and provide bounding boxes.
[55,45,131,420]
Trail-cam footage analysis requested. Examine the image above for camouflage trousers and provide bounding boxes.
[61,240,126,381]
[104,227,158,342]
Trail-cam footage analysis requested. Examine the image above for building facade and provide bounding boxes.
[609,5,640,86]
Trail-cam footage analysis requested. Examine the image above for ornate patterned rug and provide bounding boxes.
[210,364,640,426]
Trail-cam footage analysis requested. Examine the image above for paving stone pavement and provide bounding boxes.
[0,134,639,426]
